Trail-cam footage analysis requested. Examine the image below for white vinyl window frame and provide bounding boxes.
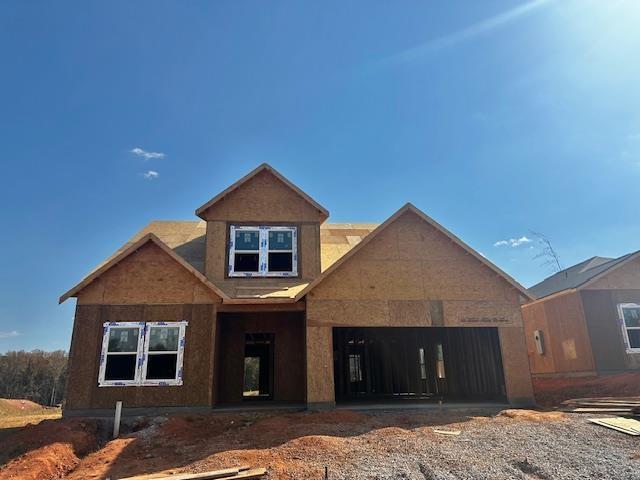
[98,321,188,387]
[141,321,188,386]
[98,322,146,387]
[617,303,640,353]
[228,225,298,277]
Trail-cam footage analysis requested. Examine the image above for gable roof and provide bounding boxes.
[195,163,329,221]
[294,203,533,301]
[59,233,229,303]
[528,251,640,300]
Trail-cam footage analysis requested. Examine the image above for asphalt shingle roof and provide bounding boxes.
[528,253,636,299]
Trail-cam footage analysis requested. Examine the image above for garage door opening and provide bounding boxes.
[333,327,506,402]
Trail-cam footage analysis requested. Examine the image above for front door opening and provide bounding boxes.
[243,333,273,400]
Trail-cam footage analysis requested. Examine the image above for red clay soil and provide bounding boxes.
[0,419,101,480]
[0,406,631,479]
[65,410,371,480]
[533,372,640,406]
[61,408,578,480]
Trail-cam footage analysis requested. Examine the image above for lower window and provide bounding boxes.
[618,304,640,351]
[98,321,187,387]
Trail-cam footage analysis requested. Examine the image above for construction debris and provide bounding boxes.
[433,429,461,436]
[588,417,640,436]
[119,466,267,480]
[561,397,640,416]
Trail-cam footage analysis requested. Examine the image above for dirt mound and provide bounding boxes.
[499,409,566,422]
[533,373,640,406]
[295,409,368,425]
[0,399,50,417]
[0,419,101,480]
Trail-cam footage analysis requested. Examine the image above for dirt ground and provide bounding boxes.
[532,372,640,406]
[1,407,638,480]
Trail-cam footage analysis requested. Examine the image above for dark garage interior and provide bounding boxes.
[333,327,506,402]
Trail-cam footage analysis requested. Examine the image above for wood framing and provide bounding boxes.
[61,164,537,414]
[523,252,640,377]
[59,234,228,303]
[195,163,329,221]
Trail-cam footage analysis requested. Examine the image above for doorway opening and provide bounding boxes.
[243,333,274,400]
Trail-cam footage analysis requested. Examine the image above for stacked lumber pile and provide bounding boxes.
[120,465,267,480]
[561,396,640,416]
[589,417,640,436]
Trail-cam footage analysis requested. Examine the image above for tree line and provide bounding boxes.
[0,350,68,406]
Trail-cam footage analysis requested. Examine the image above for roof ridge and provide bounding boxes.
[195,163,329,220]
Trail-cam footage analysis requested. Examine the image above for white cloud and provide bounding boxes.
[0,331,21,339]
[130,147,165,160]
[143,170,159,180]
[382,0,555,65]
[494,236,532,248]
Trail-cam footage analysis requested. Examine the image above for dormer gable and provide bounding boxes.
[201,164,327,283]
[195,163,328,223]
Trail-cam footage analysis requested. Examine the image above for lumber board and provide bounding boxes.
[120,466,251,480]
[565,408,636,413]
[225,469,267,479]
[589,418,640,436]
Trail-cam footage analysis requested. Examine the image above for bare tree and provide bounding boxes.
[530,231,563,273]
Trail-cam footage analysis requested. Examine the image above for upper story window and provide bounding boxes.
[229,226,298,277]
[618,303,640,352]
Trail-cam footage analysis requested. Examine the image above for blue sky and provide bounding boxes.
[1,0,639,352]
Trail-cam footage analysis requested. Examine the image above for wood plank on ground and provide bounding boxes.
[120,465,252,480]
[588,417,640,436]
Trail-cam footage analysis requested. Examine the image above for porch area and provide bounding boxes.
[214,310,306,406]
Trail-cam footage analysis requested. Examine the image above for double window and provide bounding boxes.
[98,321,187,387]
[228,226,297,277]
[618,303,640,352]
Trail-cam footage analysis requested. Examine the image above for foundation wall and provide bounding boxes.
[521,291,595,375]
[306,211,533,405]
[65,303,217,412]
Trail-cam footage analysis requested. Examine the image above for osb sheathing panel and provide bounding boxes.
[205,221,228,281]
[521,301,557,374]
[65,304,217,410]
[76,243,220,305]
[199,169,325,222]
[540,291,594,374]
[584,256,640,290]
[306,326,334,403]
[320,224,378,271]
[301,223,321,279]
[498,326,535,403]
[307,211,522,327]
[581,289,640,372]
